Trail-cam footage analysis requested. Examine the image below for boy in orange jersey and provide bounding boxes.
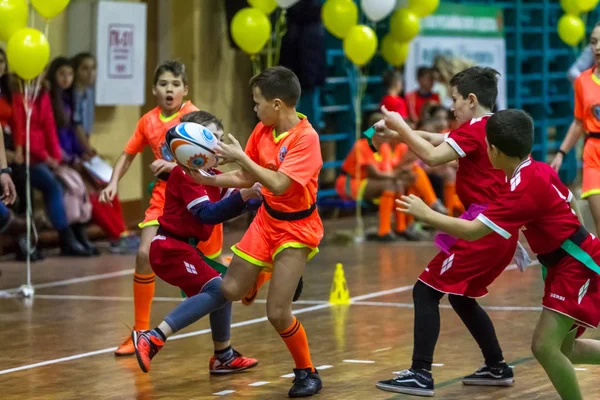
[188,66,323,397]
[99,60,198,356]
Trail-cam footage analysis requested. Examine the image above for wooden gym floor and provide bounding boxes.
[0,217,598,400]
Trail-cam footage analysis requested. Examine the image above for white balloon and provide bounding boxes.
[361,0,396,22]
[276,0,301,8]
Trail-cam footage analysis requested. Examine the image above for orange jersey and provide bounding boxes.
[574,68,600,134]
[341,139,377,179]
[245,116,322,213]
[124,101,198,159]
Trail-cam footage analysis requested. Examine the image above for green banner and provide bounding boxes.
[420,3,504,38]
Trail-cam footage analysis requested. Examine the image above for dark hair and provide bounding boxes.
[0,48,11,103]
[71,52,95,73]
[486,109,533,159]
[449,66,499,110]
[181,110,224,131]
[153,60,188,85]
[417,66,432,79]
[382,69,402,90]
[47,56,74,128]
[249,66,301,106]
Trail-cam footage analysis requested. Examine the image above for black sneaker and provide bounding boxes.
[288,368,322,398]
[376,369,434,397]
[462,363,514,386]
[293,276,303,302]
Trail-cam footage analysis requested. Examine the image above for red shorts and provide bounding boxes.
[139,181,167,228]
[149,235,220,297]
[543,234,600,330]
[231,206,323,270]
[419,233,519,298]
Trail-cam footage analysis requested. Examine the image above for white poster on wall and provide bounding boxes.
[404,3,507,111]
[95,1,147,105]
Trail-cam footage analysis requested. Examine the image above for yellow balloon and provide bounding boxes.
[381,34,409,66]
[343,25,378,66]
[390,8,420,42]
[231,7,271,55]
[560,0,581,14]
[31,0,70,19]
[248,0,277,15]
[407,0,439,17]
[0,0,27,42]
[7,28,50,81]
[577,0,599,12]
[322,0,358,39]
[558,14,585,46]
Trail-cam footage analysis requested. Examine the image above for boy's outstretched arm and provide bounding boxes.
[189,168,256,189]
[378,106,458,167]
[189,183,262,225]
[397,194,493,241]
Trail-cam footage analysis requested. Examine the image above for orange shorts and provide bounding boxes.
[582,139,600,199]
[231,206,323,270]
[196,223,223,259]
[139,180,166,228]
[335,174,367,201]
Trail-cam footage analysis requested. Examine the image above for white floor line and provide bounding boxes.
[253,299,328,305]
[281,372,295,378]
[248,381,270,387]
[575,368,588,371]
[213,390,236,396]
[316,365,333,370]
[432,363,444,367]
[33,294,327,305]
[352,301,542,311]
[0,285,414,376]
[373,347,392,353]
[343,360,375,364]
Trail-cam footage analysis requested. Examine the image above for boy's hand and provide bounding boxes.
[215,134,246,162]
[99,182,118,204]
[240,183,263,202]
[396,194,431,220]
[150,159,176,177]
[381,106,411,134]
[0,173,16,205]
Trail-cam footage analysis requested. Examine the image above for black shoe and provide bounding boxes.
[376,369,434,397]
[462,363,514,386]
[72,223,100,255]
[59,227,92,257]
[288,368,322,398]
[366,232,397,242]
[293,276,303,302]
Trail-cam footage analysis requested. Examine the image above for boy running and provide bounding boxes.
[100,61,198,355]
[398,109,600,400]
[375,67,517,396]
[188,66,323,397]
[132,114,259,375]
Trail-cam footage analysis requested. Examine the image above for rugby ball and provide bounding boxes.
[165,122,219,170]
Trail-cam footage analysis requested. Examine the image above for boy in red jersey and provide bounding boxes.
[405,66,440,124]
[131,114,259,375]
[376,67,517,397]
[189,66,323,397]
[99,60,198,356]
[398,109,600,400]
[380,70,408,119]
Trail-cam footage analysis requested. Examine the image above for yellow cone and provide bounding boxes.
[329,263,351,304]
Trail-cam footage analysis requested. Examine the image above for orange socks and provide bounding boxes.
[411,165,438,206]
[379,191,395,236]
[444,182,456,212]
[133,272,155,330]
[279,317,314,371]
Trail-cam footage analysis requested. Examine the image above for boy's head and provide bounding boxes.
[486,109,533,169]
[249,66,301,127]
[427,105,449,132]
[181,110,224,141]
[383,69,403,95]
[592,21,600,64]
[449,66,499,125]
[153,60,188,115]
[416,66,434,93]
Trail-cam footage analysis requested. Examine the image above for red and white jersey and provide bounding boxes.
[476,159,580,254]
[444,114,506,207]
[158,166,235,240]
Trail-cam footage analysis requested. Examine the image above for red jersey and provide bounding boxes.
[477,159,580,254]
[381,95,408,118]
[158,166,231,240]
[444,114,505,208]
[406,91,440,122]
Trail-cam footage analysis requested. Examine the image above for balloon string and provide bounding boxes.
[353,66,366,240]
[24,80,32,287]
[250,55,261,76]
[273,9,287,67]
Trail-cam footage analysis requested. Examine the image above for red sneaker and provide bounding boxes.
[209,349,258,374]
[132,330,164,373]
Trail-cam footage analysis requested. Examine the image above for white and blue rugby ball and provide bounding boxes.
[166,122,219,170]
